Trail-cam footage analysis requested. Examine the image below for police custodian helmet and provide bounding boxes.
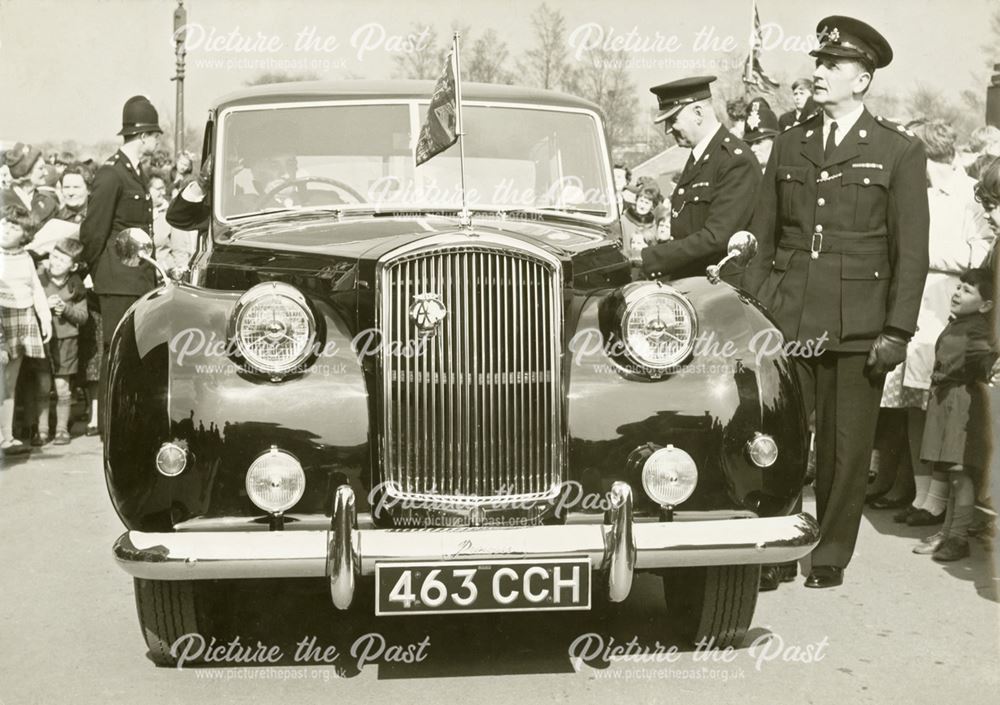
[118,95,163,137]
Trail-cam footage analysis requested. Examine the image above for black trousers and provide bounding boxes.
[794,353,884,568]
[97,294,140,431]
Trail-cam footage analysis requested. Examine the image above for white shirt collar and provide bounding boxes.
[822,104,865,145]
[691,126,719,162]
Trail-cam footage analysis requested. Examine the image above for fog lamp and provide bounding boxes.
[246,447,305,514]
[155,442,187,477]
[747,433,779,468]
[641,445,698,507]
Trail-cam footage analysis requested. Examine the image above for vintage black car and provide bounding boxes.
[105,80,819,665]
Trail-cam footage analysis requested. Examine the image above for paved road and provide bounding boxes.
[1,437,998,705]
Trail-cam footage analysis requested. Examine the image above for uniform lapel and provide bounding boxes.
[677,126,726,187]
[800,122,824,167]
[823,109,874,168]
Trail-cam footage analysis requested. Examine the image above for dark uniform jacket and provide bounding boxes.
[79,150,157,296]
[777,98,819,131]
[640,126,760,283]
[1,187,58,227]
[742,108,930,352]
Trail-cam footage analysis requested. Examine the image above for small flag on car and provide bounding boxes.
[415,48,459,166]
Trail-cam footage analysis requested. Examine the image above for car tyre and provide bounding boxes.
[134,578,212,666]
[661,565,760,648]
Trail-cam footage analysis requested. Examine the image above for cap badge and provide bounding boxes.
[829,28,841,43]
[747,102,761,130]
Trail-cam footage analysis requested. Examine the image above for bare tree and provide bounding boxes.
[466,29,514,84]
[518,3,572,90]
[563,48,638,152]
[392,23,447,79]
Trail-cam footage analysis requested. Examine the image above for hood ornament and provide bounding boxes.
[409,293,448,338]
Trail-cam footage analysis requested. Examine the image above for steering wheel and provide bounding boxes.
[257,176,366,208]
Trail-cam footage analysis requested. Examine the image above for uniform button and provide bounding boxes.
[786,173,792,180]
[820,170,829,179]
[863,177,871,185]
[817,197,826,206]
[859,129,868,138]
[694,196,700,201]
[677,188,685,195]
[815,224,823,232]
[874,271,880,278]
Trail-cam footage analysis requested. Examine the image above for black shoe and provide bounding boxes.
[759,565,781,591]
[778,561,797,582]
[907,509,945,526]
[869,494,913,509]
[893,505,918,523]
[804,566,843,588]
[31,432,50,447]
[864,488,889,504]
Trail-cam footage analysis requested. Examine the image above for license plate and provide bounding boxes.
[375,557,592,615]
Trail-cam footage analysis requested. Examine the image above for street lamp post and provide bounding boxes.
[172,0,187,160]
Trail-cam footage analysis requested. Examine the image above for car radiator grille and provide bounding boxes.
[379,243,562,503]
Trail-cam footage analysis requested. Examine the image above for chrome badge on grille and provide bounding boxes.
[409,293,448,338]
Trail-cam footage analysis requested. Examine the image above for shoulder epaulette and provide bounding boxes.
[874,115,917,139]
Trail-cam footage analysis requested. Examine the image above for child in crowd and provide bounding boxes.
[621,179,663,266]
[0,204,52,455]
[34,237,88,445]
[914,269,998,560]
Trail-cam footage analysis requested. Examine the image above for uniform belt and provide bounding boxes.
[779,229,888,257]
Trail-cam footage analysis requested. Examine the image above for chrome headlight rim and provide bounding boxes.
[229,281,317,377]
[619,282,699,372]
[245,447,306,514]
[640,444,699,507]
[747,432,779,468]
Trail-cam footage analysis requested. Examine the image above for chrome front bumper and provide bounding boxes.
[113,484,820,608]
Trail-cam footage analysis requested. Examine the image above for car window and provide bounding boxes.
[216,102,612,220]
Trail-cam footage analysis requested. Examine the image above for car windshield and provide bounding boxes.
[216,101,612,221]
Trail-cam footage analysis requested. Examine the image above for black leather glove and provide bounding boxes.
[864,331,908,379]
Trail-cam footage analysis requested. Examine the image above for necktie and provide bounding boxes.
[680,152,696,179]
[824,121,838,160]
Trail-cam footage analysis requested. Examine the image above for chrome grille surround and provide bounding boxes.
[377,232,564,507]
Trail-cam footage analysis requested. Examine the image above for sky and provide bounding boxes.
[0,0,995,145]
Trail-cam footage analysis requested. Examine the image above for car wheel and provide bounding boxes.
[133,578,212,666]
[661,565,760,648]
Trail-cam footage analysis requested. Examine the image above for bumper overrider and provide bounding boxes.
[113,483,820,608]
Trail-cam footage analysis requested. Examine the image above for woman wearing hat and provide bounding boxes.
[1,143,58,228]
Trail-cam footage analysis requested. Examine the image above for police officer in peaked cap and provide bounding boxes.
[80,95,163,432]
[640,76,760,285]
[743,16,929,588]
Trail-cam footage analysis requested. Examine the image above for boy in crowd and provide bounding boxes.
[34,237,88,445]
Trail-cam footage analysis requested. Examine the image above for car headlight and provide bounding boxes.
[245,447,305,514]
[747,433,779,468]
[230,281,315,376]
[155,442,188,477]
[641,445,698,507]
[620,283,697,371]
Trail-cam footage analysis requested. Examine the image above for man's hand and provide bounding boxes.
[864,331,908,379]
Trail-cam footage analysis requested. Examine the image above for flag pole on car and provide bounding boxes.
[415,33,472,228]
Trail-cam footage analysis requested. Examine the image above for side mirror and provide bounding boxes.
[113,228,172,284]
[706,231,758,284]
